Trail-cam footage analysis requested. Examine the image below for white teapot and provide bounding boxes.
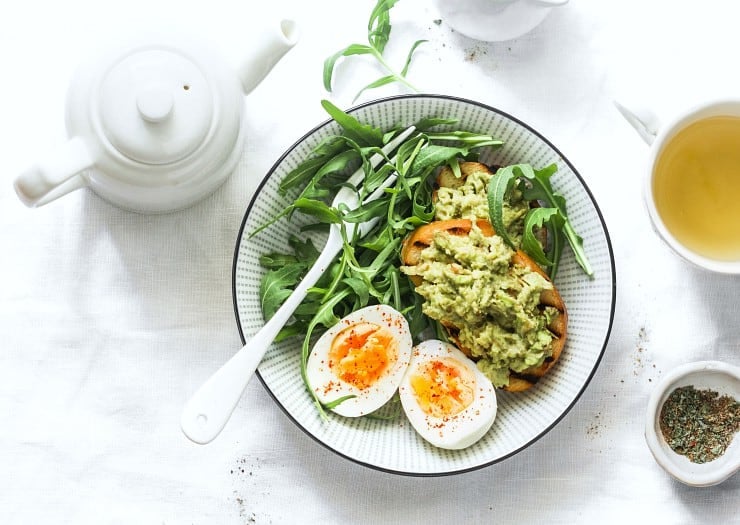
[434,0,568,42]
[14,20,299,213]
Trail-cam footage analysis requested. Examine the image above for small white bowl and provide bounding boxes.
[645,360,740,487]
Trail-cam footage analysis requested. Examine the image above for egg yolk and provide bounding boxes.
[328,322,397,390]
[410,357,475,418]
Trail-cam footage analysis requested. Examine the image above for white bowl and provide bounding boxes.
[645,360,740,487]
[233,94,616,475]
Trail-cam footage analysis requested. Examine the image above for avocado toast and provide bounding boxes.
[400,162,568,392]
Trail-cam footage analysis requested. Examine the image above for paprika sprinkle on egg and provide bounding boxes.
[659,385,740,464]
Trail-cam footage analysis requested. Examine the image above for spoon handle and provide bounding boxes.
[180,333,276,445]
[180,234,342,444]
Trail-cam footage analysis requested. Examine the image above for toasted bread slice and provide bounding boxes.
[506,250,567,392]
[400,218,495,285]
[434,161,495,194]
[400,218,567,392]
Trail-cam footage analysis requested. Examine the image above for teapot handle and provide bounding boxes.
[14,136,95,207]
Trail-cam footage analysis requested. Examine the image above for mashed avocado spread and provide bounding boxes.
[400,223,558,388]
[434,168,529,244]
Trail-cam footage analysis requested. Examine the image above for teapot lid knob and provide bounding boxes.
[136,86,175,123]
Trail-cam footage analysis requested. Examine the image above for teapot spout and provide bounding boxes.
[239,19,300,95]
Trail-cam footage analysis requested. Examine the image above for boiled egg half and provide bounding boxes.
[305,304,412,417]
[399,339,497,450]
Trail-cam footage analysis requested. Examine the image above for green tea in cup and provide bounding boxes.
[652,115,740,262]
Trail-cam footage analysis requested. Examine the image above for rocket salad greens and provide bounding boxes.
[323,0,426,102]
[255,100,592,414]
[488,164,594,279]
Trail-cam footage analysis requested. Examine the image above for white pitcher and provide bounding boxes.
[13,20,299,213]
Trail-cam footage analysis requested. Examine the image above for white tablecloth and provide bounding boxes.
[2,1,738,523]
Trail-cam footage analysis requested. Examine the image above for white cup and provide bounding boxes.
[616,98,740,274]
[432,0,569,42]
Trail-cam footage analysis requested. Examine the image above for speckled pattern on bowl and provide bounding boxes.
[232,94,616,476]
[645,360,740,487]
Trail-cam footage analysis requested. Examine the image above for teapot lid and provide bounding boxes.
[97,47,214,165]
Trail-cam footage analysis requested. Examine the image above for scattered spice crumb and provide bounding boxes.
[465,46,488,62]
[231,456,269,521]
[586,411,603,437]
[632,325,657,378]
[633,326,647,374]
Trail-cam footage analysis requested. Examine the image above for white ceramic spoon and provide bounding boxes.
[181,126,416,444]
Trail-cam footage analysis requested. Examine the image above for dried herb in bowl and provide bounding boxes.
[659,385,740,464]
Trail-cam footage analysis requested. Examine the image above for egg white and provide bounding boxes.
[305,304,413,417]
[399,339,497,450]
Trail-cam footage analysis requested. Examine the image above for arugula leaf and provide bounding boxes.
[259,264,307,320]
[289,235,321,262]
[300,288,353,418]
[368,0,397,52]
[321,100,383,146]
[323,44,373,91]
[324,395,357,411]
[353,75,400,104]
[486,165,519,248]
[487,163,594,279]
[410,144,474,179]
[521,207,559,267]
[258,253,299,269]
[323,0,425,101]
[541,210,565,279]
[521,165,593,278]
[342,276,371,306]
[400,40,427,76]
[291,197,343,224]
[278,137,349,195]
[278,156,327,196]
[414,117,459,130]
[258,236,321,319]
[424,131,504,147]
